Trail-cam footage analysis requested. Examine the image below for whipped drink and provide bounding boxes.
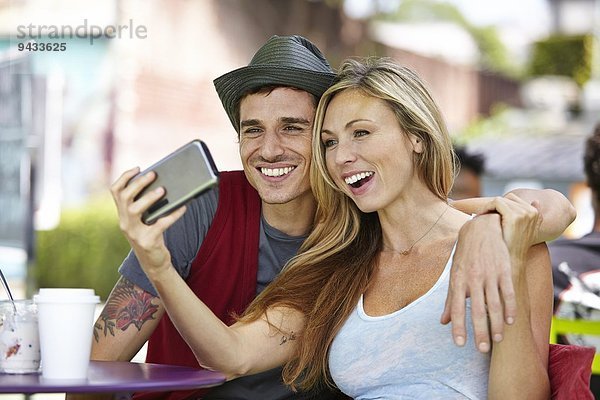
[0,300,41,374]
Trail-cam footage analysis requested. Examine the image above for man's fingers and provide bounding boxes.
[120,171,156,203]
[111,167,140,193]
[111,167,140,213]
[129,186,165,216]
[155,205,187,231]
[470,287,490,353]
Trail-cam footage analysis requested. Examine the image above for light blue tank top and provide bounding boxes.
[329,246,490,399]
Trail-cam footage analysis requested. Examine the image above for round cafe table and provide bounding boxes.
[0,360,226,394]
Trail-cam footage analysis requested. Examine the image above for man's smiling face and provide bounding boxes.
[238,87,315,205]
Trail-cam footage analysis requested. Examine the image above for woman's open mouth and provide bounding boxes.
[344,171,374,189]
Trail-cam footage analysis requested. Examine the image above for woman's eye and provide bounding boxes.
[354,130,369,137]
[323,139,337,148]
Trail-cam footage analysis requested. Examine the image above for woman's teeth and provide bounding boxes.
[344,171,373,186]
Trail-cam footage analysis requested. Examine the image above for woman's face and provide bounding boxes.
[321,89,422,213]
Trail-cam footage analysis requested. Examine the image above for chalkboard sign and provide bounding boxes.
[0,54,31,249]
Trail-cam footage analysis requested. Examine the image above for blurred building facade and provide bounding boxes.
[464,0,600,238]
[1,0,594,287]
[1,0,525,214]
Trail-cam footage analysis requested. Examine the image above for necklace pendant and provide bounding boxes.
[400,249,410,255]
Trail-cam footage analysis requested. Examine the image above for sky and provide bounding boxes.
[344,0,551,37]
[343,0,554,67]
[448,0,551,35]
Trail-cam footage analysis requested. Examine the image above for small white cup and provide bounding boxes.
[33,288,100,380]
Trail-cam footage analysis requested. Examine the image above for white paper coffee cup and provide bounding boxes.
[33,288,100,380]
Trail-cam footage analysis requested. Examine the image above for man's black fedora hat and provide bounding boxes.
[213,35,336,132]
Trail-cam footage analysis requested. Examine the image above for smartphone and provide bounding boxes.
[131,140,219,225]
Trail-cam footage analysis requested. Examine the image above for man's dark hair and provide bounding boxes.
[454,146,486,176]
[584,123,600,199]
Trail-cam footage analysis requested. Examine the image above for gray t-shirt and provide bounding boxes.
[119,185,307,296]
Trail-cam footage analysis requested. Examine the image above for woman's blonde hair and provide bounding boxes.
[241,57,455,391]
[314,57,455,200]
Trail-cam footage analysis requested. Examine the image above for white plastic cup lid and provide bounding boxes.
[34,288,100,304]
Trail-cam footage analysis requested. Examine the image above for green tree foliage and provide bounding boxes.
[375,0,518,77]
[32,197,129,301]
[528,34,593,87]
[471,25,517,77]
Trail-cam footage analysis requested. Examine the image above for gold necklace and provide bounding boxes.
[383,205,450,256]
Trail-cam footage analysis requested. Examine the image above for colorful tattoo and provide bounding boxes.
[93,277,159,342]
[280,331,297,345]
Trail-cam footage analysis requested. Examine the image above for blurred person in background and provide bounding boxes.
[550,122,600,397]
[76,35,574,400]
[450,146,486,200]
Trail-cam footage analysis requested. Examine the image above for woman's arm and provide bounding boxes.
[486,195,552,399]
[487,243,552,400]
[452,188,576,243]
[149,264,302,378]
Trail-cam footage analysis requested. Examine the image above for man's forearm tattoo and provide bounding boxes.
[93,277,159,342]
[280,331,297,345]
